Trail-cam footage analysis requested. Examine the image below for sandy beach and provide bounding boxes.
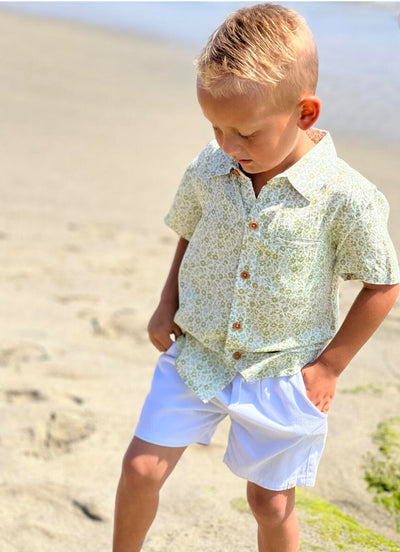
[0,9,399,551]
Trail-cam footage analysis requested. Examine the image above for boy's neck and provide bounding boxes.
[245,129,317,192]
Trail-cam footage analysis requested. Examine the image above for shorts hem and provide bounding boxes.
[223,456,317,491]
[134,429,211,448]
[134,430,195,448]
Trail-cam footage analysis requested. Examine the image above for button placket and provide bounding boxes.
[239,212,258,280]
[234,172,256,215]
[246,200,263,235]
[226,203,258,356]
[226,295,246,350]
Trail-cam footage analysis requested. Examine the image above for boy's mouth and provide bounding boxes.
[238,159,252,165]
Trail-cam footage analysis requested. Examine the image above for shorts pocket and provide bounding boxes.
[294,370,327,418]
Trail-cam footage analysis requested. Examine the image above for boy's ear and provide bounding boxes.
[297,96,321,130]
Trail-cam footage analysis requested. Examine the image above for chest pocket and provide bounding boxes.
[259,236,321,292]
[266,195,324,243]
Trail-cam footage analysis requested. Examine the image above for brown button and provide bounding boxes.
[233,351,242,360]
[232,322,242,330]
[240,271,250,279]
[233,169,240,177]
[249,221,258,230]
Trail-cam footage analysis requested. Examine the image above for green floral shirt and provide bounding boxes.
[164,128,400,402]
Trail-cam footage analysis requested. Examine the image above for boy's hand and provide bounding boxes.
[147,301,182,352]
[300,360,338,414]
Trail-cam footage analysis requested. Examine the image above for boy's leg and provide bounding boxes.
[247,483,299,552]
[113,340,227,550]
[113,436,186,552]
[220,370,328,552]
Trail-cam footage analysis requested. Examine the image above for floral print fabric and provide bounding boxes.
[164,128,400,402]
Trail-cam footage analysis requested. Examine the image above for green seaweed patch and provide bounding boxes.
[363,417,400,532]
[230,490,400,550]
[341,383,400,395]
[230,496,250,514]
[371,417,400,457]
[296,488,400,551]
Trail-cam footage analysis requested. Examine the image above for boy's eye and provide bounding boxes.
[212,126,255,140]
[238,132,255,140]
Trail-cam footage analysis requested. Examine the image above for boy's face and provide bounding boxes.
[197,85,308,178]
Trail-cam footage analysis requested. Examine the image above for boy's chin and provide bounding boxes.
[239,163,262,175]
[238,161,256,172]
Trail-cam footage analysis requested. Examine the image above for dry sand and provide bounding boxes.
[0,9,399,552]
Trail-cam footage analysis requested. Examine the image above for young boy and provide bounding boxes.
[113,4,400,551]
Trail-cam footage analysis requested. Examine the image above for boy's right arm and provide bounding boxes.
[147,236,189,352]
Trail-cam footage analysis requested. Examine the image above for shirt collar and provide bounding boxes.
[211,127,337,201]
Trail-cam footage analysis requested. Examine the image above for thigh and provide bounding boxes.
[135,341,227,447]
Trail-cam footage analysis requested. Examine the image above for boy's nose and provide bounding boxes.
[219,135,242,158]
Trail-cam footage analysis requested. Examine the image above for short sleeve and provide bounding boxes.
[163,165,202,241]
[333,189,400,284]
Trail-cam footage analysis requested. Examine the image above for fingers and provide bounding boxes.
[150,336,173,352]
[147,321,183,352]
[173,324,182,337]
[149,329,183,352]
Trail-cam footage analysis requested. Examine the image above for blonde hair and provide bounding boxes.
[195,3,318,112]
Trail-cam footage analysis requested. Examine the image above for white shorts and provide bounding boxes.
[135,341,328,491]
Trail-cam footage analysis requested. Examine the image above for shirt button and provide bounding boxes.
[233,169,240,177]
[249,221,258,230]
[233,351,242,360]
[240,271,250,279]
[232,322,242,330]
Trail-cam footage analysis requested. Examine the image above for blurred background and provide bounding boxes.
[2,1,400,142]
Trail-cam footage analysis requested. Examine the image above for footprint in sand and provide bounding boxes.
[2,389,47,403]
[76,308,110,337]
[0,482,107,546]
[0,483,68,539]
[108,308,146,340]
[0,342,49,368]
[22,409,96,458]
[54,294,99,305]
[77,307,147,342]
[43,409,96,455]
[0,388,84,405]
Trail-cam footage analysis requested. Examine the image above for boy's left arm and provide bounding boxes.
[301,282,400,414]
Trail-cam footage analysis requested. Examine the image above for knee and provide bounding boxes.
[247,484,294,527]
[120,448,164,494]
